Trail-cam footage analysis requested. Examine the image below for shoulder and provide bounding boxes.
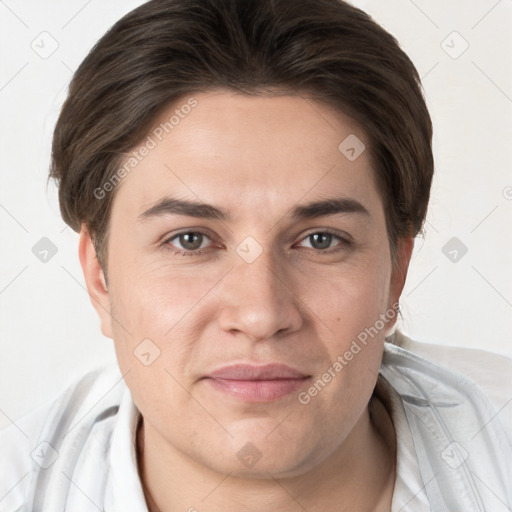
[386,330,512,437]
[0,362,124,512]
[389,330,512,405]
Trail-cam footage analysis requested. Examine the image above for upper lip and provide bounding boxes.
[206,363,309,380]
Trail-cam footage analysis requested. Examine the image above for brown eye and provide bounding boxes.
[308,232,334,250]
[297,231,349,252]
[164,231,213,254]
[177,232,204,251]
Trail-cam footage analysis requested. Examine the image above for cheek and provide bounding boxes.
[107,259,227,394]
[110,257,217,333]
[107,269,209,434]
[297,266,390,431]
[312,254,391,335]
[309,253,391,399]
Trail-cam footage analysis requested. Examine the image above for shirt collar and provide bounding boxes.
[105,385,148,512]
[373,361,431,511]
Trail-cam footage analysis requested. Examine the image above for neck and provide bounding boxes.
[136,397,396,512]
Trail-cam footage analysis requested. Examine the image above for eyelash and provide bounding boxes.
[162,229,351,256]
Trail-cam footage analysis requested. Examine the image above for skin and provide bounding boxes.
[79,89,414,511]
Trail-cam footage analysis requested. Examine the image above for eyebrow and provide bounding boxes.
[138,196,370,222]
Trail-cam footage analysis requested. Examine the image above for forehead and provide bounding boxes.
[111,90,382,223]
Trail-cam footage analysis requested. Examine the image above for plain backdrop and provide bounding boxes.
[1,0,511,429]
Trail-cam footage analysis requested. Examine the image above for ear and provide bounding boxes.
[78,223,113,339]
[386,236,414,332]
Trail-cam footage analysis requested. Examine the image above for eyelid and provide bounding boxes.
[295,227,353,245]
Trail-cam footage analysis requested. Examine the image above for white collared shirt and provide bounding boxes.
[1,331,511,511]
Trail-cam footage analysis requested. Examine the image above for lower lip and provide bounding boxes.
[206,377,310,402]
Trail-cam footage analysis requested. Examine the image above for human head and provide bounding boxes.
[49,0,433,281]
[47,0,434,488]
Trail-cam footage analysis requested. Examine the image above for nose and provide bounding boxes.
[216,244,304,342]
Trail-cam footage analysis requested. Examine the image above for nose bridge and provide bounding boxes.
[216,240,303,341]
[238,244,283,300]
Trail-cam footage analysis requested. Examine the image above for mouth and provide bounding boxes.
[203,363,311,402]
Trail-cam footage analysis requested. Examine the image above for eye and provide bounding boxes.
[163,230,214,255]
[296,230,350,253]
[162,229,351,256]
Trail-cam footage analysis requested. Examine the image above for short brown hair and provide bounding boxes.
[49,0,433,275]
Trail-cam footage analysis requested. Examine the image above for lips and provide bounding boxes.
[204,363,311,402]
[208,363,308,380]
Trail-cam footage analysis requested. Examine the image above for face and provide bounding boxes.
[81,89,412,478]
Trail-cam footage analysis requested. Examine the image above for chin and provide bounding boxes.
[199,433,324,480]
[220,457,314,480]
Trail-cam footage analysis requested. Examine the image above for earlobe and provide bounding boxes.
[78,223,113,339]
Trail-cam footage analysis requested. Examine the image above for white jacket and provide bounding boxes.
[1,331,511,511]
